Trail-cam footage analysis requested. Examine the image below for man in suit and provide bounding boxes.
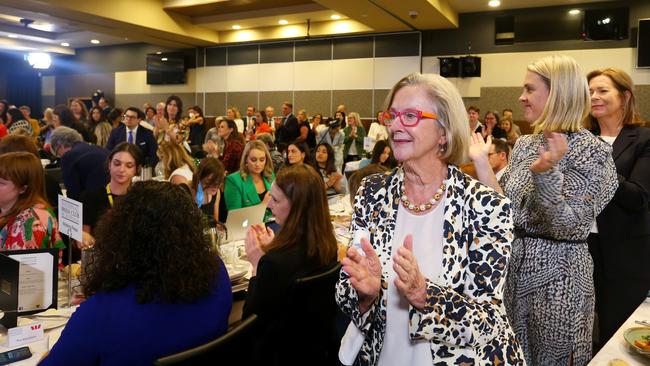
[276,102,299,152]
[50,126,109,200]
[106,106,158,167]
[244,105,256,133]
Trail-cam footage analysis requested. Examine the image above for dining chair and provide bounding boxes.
[153,313,258,365]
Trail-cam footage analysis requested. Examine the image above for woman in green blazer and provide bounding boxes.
[343,112,366,165]
[225,140,275,220]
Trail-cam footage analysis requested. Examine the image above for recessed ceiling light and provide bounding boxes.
[569,9,580,15]
[156,51,162,54]
[278,19,288,25]
[488,0,501,7]
[90,39,100,44]
[331,15,341,20]
[60,42,70,47]
[161,57,168,61]
[8,34,17,38]
[232,24,241,30]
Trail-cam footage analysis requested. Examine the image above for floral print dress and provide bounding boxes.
[1,204,65,251]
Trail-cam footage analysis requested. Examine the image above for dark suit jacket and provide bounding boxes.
[60,142,110,200]
[106,124,159,167]
[277,114,299,147]
[594,125,650,280]
[243,246,337,365]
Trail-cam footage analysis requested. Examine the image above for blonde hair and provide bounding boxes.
[348,112,361,125]
[526,55,590,133]
[584,68,644,130]
[227,107,241,119]
[239,140,274,181]
[383,72,470,166]
[158,142,195,179]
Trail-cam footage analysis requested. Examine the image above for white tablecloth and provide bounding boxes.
[589,298,650,365]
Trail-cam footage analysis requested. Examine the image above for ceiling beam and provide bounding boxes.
[193,3,326,24]
[0,0,221,47]
[0,23,57,39]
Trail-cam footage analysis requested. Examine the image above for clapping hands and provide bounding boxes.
[530,131,567,173]
[245,224,274,275]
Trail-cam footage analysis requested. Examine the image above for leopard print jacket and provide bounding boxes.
[336,165,526,365]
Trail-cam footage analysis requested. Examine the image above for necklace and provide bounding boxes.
[400,181,446,213]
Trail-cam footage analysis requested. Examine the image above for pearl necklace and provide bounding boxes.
[400,181,446,213]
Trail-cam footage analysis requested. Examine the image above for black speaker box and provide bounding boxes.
[438,57,459,77]
[460,56,481,77]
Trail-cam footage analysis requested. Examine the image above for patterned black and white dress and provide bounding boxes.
[500,129,618,365]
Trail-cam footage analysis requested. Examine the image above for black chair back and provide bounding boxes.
[287,262,342,366]
[154,314,258,366]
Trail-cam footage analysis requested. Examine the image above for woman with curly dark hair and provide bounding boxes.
[40,181,232,366]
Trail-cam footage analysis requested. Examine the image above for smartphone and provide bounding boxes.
[0,347,32,365]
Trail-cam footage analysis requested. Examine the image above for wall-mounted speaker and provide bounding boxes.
[460,56,481,77]
[438,57,459,77]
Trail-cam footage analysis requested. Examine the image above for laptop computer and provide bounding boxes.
[224,204,268,243]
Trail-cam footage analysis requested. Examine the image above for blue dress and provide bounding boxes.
[40,262,232,366]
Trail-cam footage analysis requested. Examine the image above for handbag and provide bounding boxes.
[338,321,365,366]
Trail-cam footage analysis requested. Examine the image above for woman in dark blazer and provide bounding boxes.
[243,164,338,365]
[586,68,650,348]
[224,140,274,220]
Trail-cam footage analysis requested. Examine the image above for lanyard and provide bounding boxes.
[106,184,114,207]
[196,184,204,207]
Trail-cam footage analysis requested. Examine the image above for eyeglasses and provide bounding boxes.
[381,109,438,127]
[123,114,138,120]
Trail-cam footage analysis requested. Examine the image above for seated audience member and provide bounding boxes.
[224,140,274,214]
[311,113,326,136]
[19,105,40,138]
[89,106,113,148]
[39,107,55,147]
[157,141,195,186]
[106,107,158,167]
[501,108,522,136]
[467,105,482,133]
[79,143,144,248]
[347,163,390,205]
[191,157,225,222]
[0,135,61,211]
[145,106,156,126]
[317,120,345,169]
[500,117,520,146]
[0,152,65,250]
[53,104,93,143]
[482,110,507,140]
[256,133,284,173]
[243,164,338,365]
[87,106,104,135]
[218,118,245,174]
[488,138,509,181]
[359,139,397,170]
[40,181,232,366]
[185,105,205,148]
[314,142,343,195]
[160,95,188,145]
[6,108,33,136]
[106,107,124,129]
[286,141,312,167]
[203,116,224,158]
[51,127,110,200]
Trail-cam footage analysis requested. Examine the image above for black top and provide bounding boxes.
[44,172,62,211]
[301,121,316,149]
[80,187,123,232]
[257,190,267,203]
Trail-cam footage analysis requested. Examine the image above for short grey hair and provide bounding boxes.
[51,126,82,155]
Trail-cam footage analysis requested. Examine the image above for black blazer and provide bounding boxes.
[594,125,650,280]
[106,124,159,167]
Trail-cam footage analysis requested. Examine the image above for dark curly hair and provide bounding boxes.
[83,181,222,304]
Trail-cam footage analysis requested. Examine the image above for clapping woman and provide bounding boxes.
[337,72,524,365]
[243,164,338,364]
[0,152,65,251]
[471,55,618,365]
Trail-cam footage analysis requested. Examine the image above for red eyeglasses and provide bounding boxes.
[380,109,438,127]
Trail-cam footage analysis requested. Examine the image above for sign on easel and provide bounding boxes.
[57,195,83,242]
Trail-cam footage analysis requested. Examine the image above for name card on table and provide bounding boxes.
[58,195,83,242]
[5,322,44,347]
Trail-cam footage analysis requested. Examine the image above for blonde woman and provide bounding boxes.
[227,107,245,135]
[224,140,274,217]
[157,141,195,186]
[471,55,618,365]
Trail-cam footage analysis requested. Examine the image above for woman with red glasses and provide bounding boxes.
[337,72,524,365]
